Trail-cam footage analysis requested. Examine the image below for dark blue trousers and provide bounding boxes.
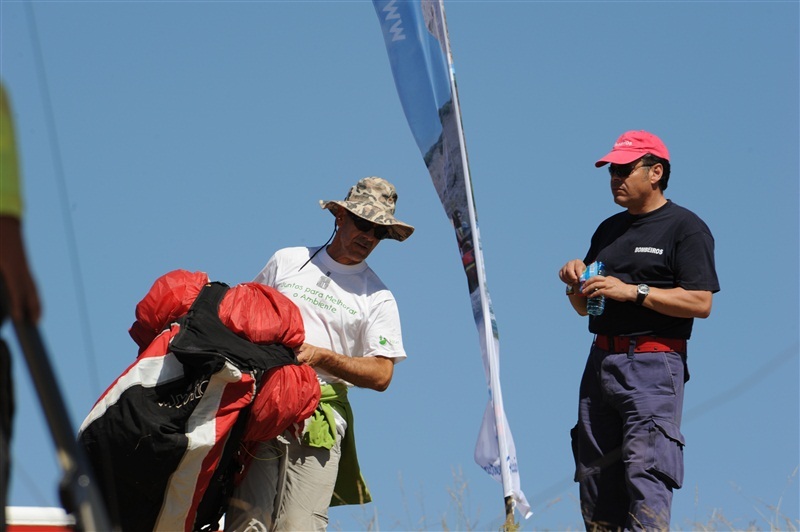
[571,343,688,531]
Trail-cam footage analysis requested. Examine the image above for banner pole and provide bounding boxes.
[434,1,516,523]
[504,495,516,530]
[371,0,531,520]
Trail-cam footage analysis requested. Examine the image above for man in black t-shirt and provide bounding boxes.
[558,130,720,531]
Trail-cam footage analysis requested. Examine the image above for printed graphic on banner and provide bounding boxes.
[373,0,477,287]
[373,0,531,518]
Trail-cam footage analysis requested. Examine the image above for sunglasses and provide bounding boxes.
[347,211,389,240]
[608,161,652,179]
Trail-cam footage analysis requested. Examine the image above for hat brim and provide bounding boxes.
[320,200,415,242]
[595,149,648,167]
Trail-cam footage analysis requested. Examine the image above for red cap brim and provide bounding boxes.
[595,149,649,167]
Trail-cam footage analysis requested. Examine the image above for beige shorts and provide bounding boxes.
[225,435,342,532]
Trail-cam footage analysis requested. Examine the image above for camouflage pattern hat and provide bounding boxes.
[320,176,415,242]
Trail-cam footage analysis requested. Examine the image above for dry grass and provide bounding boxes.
[684,467,799,532]
[329,466,799,531]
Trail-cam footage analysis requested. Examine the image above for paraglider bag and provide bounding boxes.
[78,282,298,532]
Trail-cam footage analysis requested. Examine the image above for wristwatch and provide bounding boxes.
[636,284,650,305]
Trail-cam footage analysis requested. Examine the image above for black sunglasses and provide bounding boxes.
[608,160,652,179]
[347,211,389,240]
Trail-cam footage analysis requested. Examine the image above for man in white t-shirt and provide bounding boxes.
[226,176,414,532]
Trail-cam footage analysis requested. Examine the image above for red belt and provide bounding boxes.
[594,335,686,353]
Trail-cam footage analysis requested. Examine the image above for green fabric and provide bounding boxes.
[0,83,23,219]
[303,383,372,507]
[303,387,339,450]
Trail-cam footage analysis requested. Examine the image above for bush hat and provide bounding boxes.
[320,176,415,242]
[595,130,670,167]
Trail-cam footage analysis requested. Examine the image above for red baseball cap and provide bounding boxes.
[595,130,670,167]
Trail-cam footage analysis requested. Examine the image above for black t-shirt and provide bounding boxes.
[584,200,720,339]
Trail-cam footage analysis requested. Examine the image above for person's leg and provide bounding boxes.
[273,436,341,531]
[573,348,629,531]
[226,439,286,532]
[610,351,687,531]
[0,339,14,532]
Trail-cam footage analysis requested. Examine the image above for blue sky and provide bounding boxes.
[2,1,798,530]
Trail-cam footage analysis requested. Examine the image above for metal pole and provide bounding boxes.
[1,279,116,531]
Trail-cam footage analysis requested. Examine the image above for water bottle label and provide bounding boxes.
[580,261,605,281]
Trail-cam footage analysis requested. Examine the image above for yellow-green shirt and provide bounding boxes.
[0,82,23,219]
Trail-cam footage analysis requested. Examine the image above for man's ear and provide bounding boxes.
[649,163,664,187]
[333,206,345,225]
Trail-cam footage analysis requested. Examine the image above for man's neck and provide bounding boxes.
[326,243,363,266]
[628,195,668,216]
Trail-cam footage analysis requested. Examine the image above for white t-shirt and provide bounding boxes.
[254,246,407,386]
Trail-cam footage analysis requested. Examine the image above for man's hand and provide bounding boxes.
[558,259,586,287]
[295,343,321,366]
[581,274,635,303]
[559,259,589,316]
[0,216,41,324]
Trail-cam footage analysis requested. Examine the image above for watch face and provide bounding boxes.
[636,284,649,304]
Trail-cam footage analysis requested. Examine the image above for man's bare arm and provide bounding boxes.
[296,343,394,391]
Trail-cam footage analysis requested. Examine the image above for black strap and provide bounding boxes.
[170,282,297,373]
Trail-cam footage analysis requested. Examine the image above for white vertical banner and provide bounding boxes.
[372,0,531,519]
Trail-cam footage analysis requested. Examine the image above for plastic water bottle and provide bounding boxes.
[582,261,606,316]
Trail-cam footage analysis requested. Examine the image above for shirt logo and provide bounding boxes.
[379,336,393,347]
[635,246,664,255]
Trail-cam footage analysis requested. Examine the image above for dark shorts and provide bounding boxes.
[1,337,14,531]
[571,343,687,531]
